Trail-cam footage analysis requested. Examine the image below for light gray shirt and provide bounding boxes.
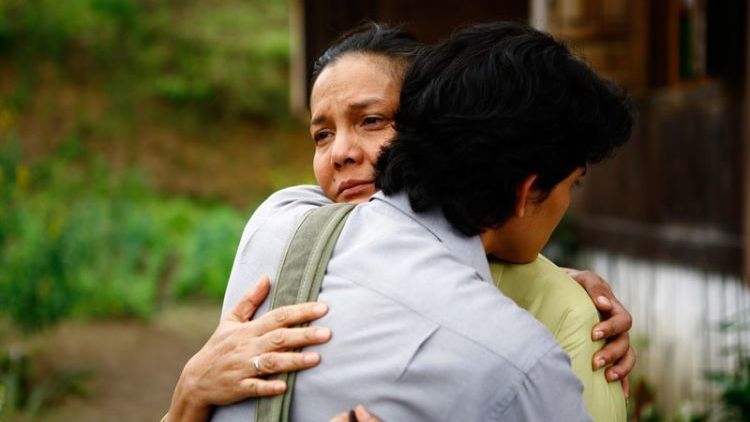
[212,185,589,422]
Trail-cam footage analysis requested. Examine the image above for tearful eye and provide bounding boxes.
[313,130,333,144]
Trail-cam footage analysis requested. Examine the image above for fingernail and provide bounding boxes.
[595,357,606,370]
[272,380,286,392]
[609,371,620,381]
[593,330,604,340]
[597,296,611,307]
[313,303,329,314]
[303,352,320,365]
[355,405,371,417]
[315,327,331,340]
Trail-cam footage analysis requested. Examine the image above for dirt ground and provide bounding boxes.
[8,303,220,422]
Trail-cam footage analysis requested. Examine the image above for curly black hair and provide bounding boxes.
[311,22,423,86]
[375,21,634,236]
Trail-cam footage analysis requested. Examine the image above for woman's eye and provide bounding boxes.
[313,131,332,144]
[362,116,385,126]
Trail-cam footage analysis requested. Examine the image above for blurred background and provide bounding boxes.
[0,0,748,420]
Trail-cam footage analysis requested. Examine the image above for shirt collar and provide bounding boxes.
[372,191,493,283]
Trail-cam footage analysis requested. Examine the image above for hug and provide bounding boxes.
[167,21,635,422]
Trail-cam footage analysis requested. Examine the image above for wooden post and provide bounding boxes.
[289,0,307,119]
[744,1,750,283]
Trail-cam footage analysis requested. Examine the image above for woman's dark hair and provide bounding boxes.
[376,21,634,236]
[311,22,423,85]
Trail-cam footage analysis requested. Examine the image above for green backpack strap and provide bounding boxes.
[255,203,356,422]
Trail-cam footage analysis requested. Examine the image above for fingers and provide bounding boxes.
[605,346,636,384]
[567,269,633,342]
[251,352,321,376]
[247,302,330,336]
[329,412,349,422]
[621,375,631,399]
[354,405,382,422]
[256,326,332,352]
[592,302,632,341]
[228,276,272,322]
[593,333,629,370]
[568,270,614,308]
[329,405,382,422]
[237,378,287,398]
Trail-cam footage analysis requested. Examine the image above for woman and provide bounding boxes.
[167,23,634,421]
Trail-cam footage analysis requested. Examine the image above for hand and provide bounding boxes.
[167,276,332,422]
[330,405,383,422]
[562,268,636,397]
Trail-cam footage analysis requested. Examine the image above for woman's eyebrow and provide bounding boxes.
[348,97,383,111]
[310,114,326,126]
[310,97,385,126]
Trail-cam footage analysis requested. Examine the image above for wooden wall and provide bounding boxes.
[543,0,748,276]
[573,82,744,274]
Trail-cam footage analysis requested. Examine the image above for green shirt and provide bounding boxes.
[491,255,626,422]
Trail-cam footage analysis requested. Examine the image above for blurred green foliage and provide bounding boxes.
[0,0,302,416]
[0,0,299,333]
[0,0,291,119]
[710,359,750,421]
[704,310,750,421]
[0,135,247,332]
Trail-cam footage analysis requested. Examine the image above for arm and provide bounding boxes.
[563,269,636,396]
[555,302,626,421]
[166,276,332,422]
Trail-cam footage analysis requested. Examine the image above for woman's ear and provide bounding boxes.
[515,174,538,218]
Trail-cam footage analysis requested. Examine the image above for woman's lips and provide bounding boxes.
[338,181,374,200]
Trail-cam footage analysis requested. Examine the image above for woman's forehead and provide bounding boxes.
[312,54,400,94]
[310,54,402,117]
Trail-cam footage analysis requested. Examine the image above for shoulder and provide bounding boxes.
[238,185,331,238]
[258,185,332,214]
[492,255,600,337]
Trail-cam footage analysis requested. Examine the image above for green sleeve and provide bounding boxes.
[491,255,626,422]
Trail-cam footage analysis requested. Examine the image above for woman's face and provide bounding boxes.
[309,53,402,203]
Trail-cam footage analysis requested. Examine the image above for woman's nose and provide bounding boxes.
[331,130,364,169]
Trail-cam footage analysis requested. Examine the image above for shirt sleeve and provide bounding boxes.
[556,305,627,422]
[496,345,592,422]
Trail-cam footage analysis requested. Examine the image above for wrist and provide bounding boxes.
[169,362,211,422]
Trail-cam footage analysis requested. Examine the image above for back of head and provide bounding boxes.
[376,21,634,236]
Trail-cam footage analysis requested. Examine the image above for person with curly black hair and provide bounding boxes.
[370,21,633,421]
